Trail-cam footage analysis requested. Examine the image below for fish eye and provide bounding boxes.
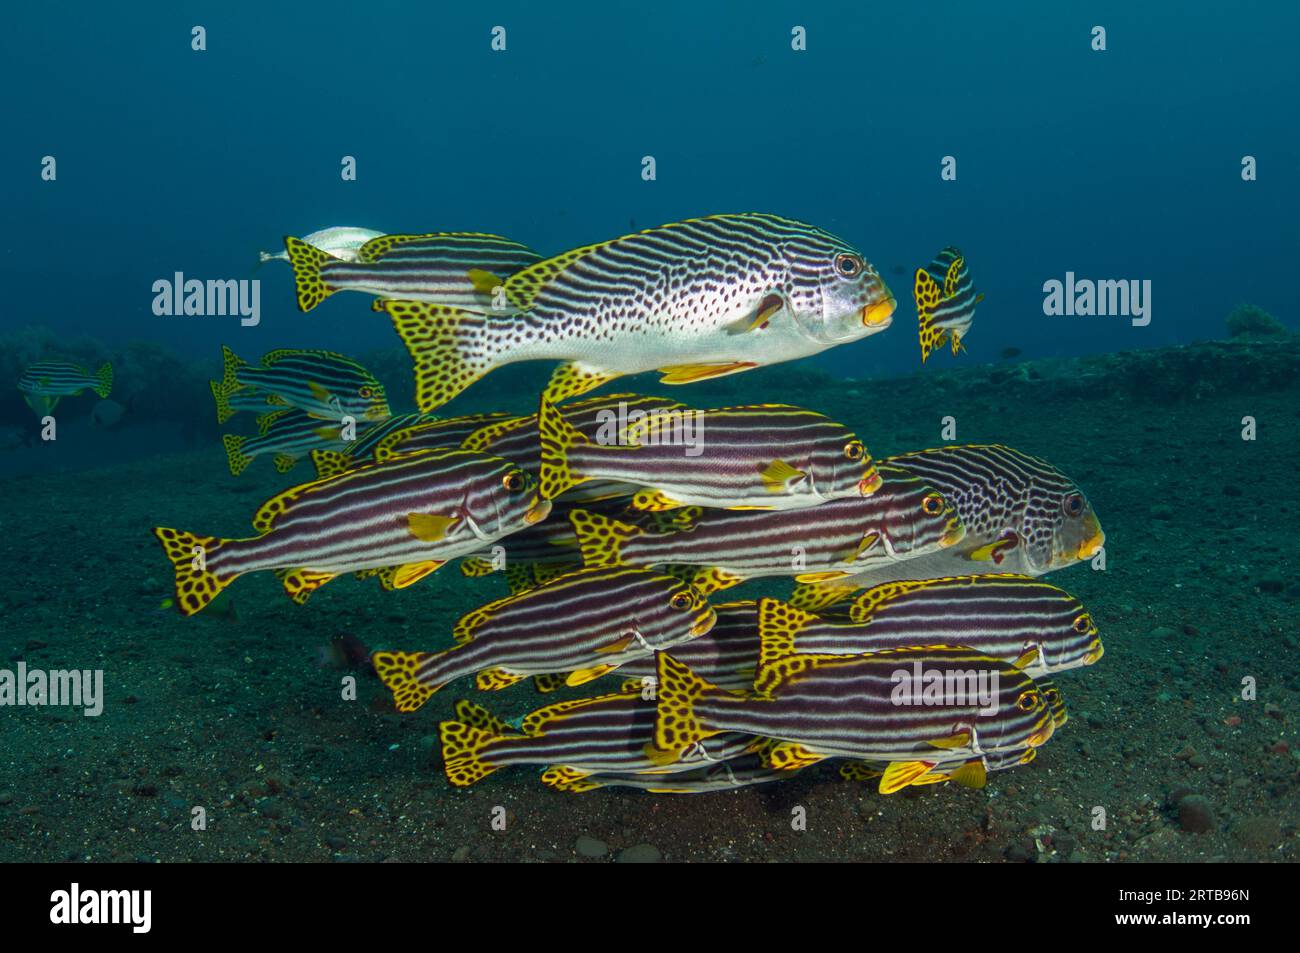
[670,591,694,611]
[843,441,865,461]
[359,386,372,398]
[921,492,945,516]
[834,253,863,278]
[1016,691,1039,713]
[1072,613,1092,635]
[502,471,526,492]
[1062,492,1084,517]
[1043,688,1060,704]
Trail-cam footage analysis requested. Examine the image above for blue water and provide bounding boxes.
[3,1,1295,377]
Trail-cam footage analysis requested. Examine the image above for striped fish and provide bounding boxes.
[370,411,522,463]
[913,246,983,362]
[438,690,760,788]
[259,225,386,264]
[284,231,543,312]
[615,601,762,692]
[463,393,689,503]
[790,445,1104,610]
[18,360,112,415]
[653,645,1057,792]
[222,408,364,476]
[760,575,1104,680]
[568,464,965,594]
[542,751,795,794]
[372,213,896,411]
[841,680,1068,790]
[372,566,716,705]
[308,411,441,478]
[152,449,550,615]
[209,346,390,425]
[538,398,881,510]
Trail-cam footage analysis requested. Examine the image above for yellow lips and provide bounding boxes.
[690,609,719,637]
[1084,639,1105,665]
[524,497,552,525]
[862,295,897,327]
[1077,521,1105,559]
[1027,719,1055,748]
[858,468,883,496]
[940,519,967,547]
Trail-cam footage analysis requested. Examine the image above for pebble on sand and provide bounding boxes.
[575,836,608,859]
[1176,795,1217,834]
[617,844,662,863]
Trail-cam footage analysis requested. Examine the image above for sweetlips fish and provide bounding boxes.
[567,464,965,594]
[209,345,389,426]
[462,393,690,503]
[372,566,715,706]
[541,750,796,795]
[914,245,982,362]
[438,689,760,788]
[759,574,1104,680]
[309,411,516,479]
[372,212,896,411]
[307,410,441,479]
[259,226,386,264]
[537,397,881,510]
[790,444,1104,610]
[284,231,543,311]
[222,408,362,476]
[152,449,550,615]
[651,644,1057,790]
[18,360,112,415]
[840,679,1069,791]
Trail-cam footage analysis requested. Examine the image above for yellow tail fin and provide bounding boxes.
[755,598,818,666]
[652,653,719,755]
[913,268,945,364]
[439,720,503,787]
[222,434,252,476]
[373,301,493,412]
[568,508,641,567]
[537,397,588,500]
[283,236,336,312]
[372,650,439,712]
[93,362,113,398]
[210,345,247,424]
[310,449,354,480]
[152,527,237,616]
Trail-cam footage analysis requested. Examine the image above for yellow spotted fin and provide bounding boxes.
[914,267,946,364]
[222,434,253,476]
[569,508,643,568]
[537,397,589,500]
[652,653,724,755]
[152,527,239,616]
[372,650,438,712]
[372,300,494,412]
[283,236,338,312]
[542,361,620,405]
[540,766,602,793]
[93,362,113,399]
[755,598,819,665]
[209,345,247,424]
[438,720,503,787]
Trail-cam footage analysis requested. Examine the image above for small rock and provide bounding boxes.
[1178,795,1216,834]
[618,844,661,863]
[1148,626,1180,639]
[575,835,608,859]
[1149,504,1174,520]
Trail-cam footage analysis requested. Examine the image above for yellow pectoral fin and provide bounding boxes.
[467,269,504,299]
[565,664,617,686]
[879,760,938,794]
[1012,647,1040,671]
[794,570,851,583]
[927,730,972,750]
[407,512,460,542]
[594,634,636,654]
[759,459,806,494]
[308,381,334,404]
[657,361,758,384]
[389,560,445,589]
[947,759,988,789]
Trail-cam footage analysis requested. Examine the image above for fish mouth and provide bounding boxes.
[524,497,553,525]
[364,406,390,421]
[940,519,967,548]
[862,295,897,328]
[857,468,883,496]
[690,610,718,637]
[1083,639,1105,665]
[1076,523,1105,560]
[1026,720,1055,748]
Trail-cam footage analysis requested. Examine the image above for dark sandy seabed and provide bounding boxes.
[2,339,1297,863]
